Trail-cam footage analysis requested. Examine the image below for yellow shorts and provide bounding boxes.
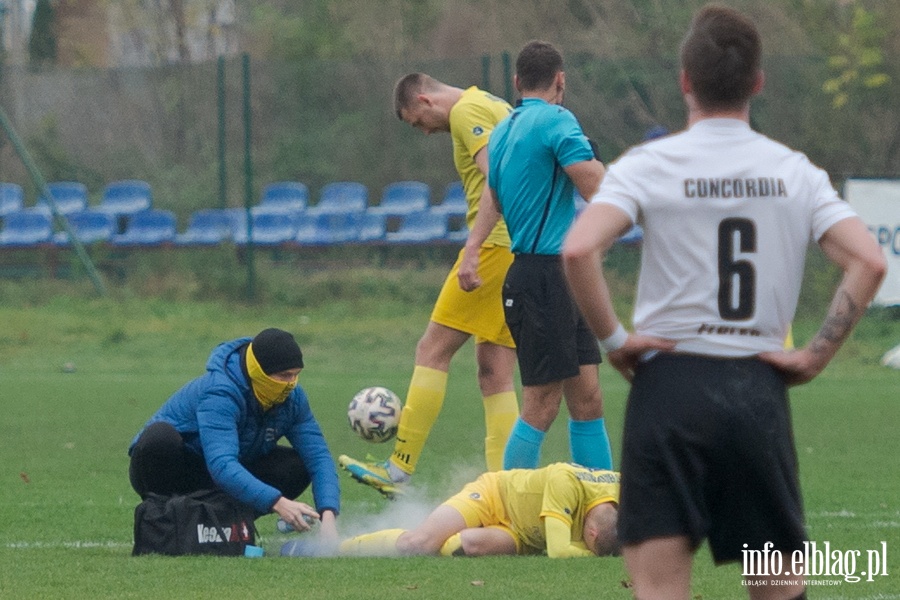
[430,244,515,348]
[442,472,534,555]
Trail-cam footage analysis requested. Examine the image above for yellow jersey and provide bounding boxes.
[498,463,620,552]
[448,86,512,247]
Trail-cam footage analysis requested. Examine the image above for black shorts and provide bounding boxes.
[129,422,310,505]
[502,254,601,386]
[618,353,806,564]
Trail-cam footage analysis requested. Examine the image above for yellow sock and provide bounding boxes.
[390,366,448,475]
[440,533,464,557]
[339,529,406,557]
[483,391,519,472]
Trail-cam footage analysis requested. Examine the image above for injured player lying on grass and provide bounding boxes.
[338,463,620,558]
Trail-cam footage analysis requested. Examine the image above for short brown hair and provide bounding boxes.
[680,4,761,110]
[586,502,620,557]
[393,73,439,119]
[515,41,563,92]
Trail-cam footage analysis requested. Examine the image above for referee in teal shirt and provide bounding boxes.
[486,40,612,471]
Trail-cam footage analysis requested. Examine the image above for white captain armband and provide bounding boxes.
[599,324,628,353]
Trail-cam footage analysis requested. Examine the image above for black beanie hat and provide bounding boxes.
[250,328,304,375]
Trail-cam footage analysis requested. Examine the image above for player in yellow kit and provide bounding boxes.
[340,463,620,558]
[340,74,518,498]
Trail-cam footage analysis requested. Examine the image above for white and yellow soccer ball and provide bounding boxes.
[347,386,402,443]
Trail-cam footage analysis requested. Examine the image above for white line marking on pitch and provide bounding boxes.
[4,541,131,549]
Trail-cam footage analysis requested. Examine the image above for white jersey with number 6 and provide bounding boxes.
[591,118,857,356]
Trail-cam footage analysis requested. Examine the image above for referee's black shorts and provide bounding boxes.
[618,353,807,564]
[502,253,601,387]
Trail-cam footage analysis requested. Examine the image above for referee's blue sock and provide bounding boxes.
[569,417,613,470]
[503,418,545,469]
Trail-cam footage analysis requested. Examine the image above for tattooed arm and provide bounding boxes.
[759,217,886,385]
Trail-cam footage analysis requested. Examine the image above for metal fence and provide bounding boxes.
[0,52,897,224]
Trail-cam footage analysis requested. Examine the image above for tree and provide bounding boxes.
[29,0,58,67]
[822,4,891,109]
[784,0,899,174]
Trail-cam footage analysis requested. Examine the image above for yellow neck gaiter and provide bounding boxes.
[246,343,297,410]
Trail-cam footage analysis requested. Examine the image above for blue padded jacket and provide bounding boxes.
[129,337,340,515]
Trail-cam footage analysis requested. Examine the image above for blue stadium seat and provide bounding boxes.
[37,181,88,215]
[0,183,24,217]
[223,207,248,235]
[175,209,233,245]
[0,211,54,246]
[98,180,153,216]
[294,214,330,246]
[53,210,116,245]
[357,213,386,243]
[258,181,309,213]
[233,211,298,245]
[226,207,281,242]
[111,209,176,246]
[307,181,368,216]
[445,222,469,243]
[295,213,361,246]
[430,181,467,216]
[618,224,644,244]
[386,211,448,243]
[369,181,430,217]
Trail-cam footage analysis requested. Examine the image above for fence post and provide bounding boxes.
[481,54,491,92]
[502,51,513,102]
[217,55,227,209]
[242,52,255,300]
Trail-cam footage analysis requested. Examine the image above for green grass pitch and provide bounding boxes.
[0,294,897,599]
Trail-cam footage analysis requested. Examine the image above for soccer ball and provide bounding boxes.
[881,343,900,369]
[347,386,402,443]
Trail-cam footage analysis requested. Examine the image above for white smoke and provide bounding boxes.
[278,462,485,557]
[339,460,483,540]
